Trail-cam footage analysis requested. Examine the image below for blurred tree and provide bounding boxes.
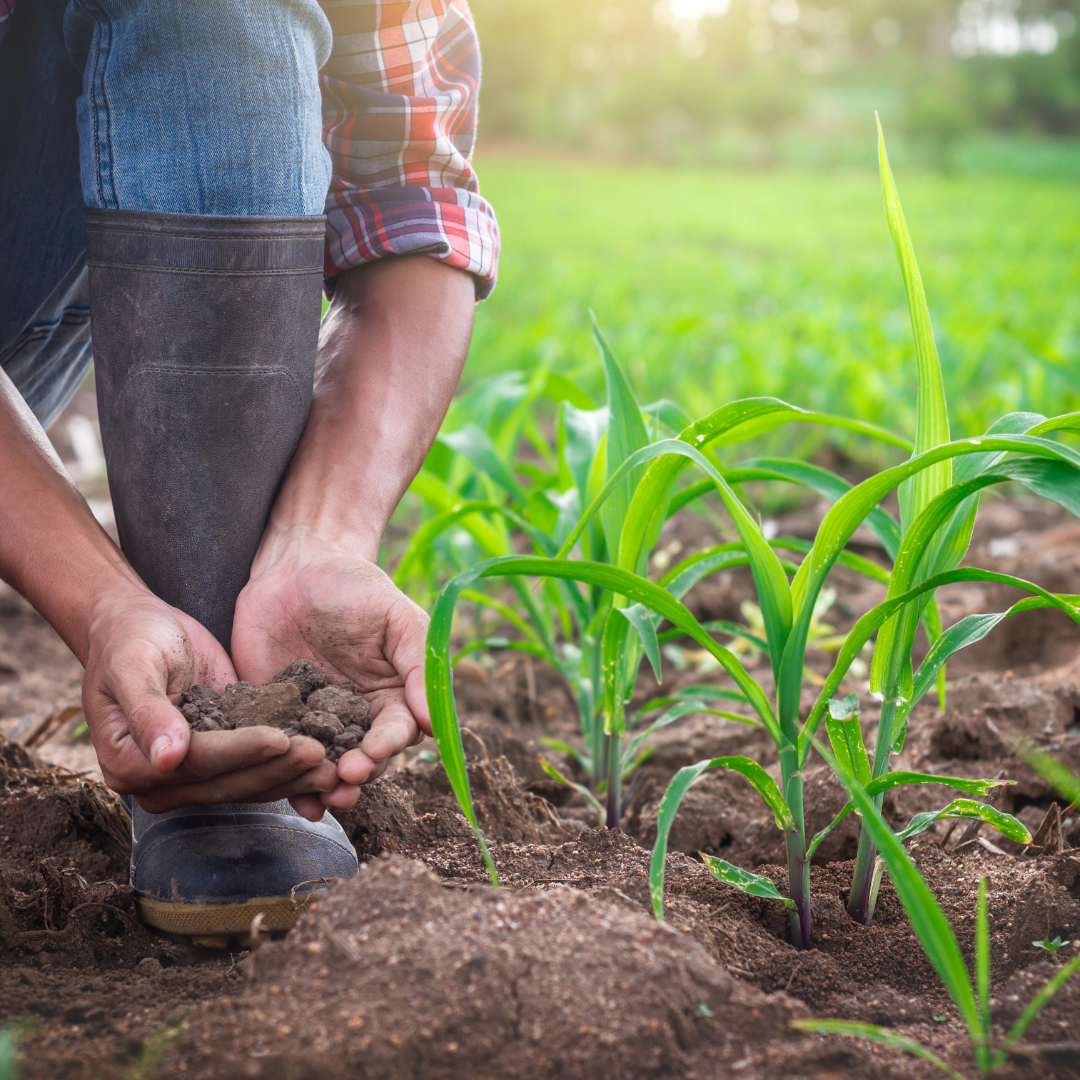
[468,0,1080,161]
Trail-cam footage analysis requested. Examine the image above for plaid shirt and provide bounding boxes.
[1,0,499,297]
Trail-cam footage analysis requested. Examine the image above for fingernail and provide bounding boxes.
[150,735,172,766]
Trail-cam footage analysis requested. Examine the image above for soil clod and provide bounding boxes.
[179,661,372,762]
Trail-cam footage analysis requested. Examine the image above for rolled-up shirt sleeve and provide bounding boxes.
[319,0,500,298]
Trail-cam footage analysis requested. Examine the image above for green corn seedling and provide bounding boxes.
[793,750,1080,1077]
[400,332,758,818]
[419,122,1080,949]
[843,118,1080,924]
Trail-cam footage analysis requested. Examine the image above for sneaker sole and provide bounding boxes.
[135,894,316,948]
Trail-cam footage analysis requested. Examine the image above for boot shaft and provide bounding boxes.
[86,210,325,649]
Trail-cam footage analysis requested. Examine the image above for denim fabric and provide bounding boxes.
[0,0,333,427]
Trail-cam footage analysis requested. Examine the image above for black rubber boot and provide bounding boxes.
[86,210,358,946]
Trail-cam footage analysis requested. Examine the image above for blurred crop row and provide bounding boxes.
[466,157,1080,458]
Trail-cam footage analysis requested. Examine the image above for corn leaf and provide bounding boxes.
[601,608,638,735]
[999,458,1080,516]
[543,373,595,410]
[452,638,552,667]
[617,602,663,683]
[824,745,986,1070]
[865,771,1011,799]
[807,779,1019,860]
[594,315,652,559]
[790,1020,968,1080]
[440,424,529,504]
[409,470,510,555]
[1029,411,1080,437]
[621,396,908,586]
[394,499,557,585]
[560,402,608,499]
[650,755,794,918]
[871,453,1080,697]
[458,588,552,653]
[636,686,752,712]
[897,799,1032,845]
[805,802,857,860]
[643,398,694,432]
[926,412,1051,596]
[622,700,712,769]
[878,116,952,535]
[700,854,795,909]
[976,878,991,1035]
[692,620,773,653]
[553,435,795,681]
[539,758,605,824]
[826,712,871,788]
[428,555,785,882]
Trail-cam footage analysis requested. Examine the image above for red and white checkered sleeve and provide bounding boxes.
[319,0,500,299]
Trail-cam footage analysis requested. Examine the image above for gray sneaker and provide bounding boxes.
[127,799,358,947]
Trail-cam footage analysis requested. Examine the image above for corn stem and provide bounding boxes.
[781,746,812,949]
[848,697,899,923]
[605,733,622,830]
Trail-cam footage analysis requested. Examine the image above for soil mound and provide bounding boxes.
[0,736,165,970]
[163,856,808,1080]
[180,661,372,762]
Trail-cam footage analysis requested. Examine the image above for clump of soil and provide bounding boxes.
[179,661,372,763]
[160,856,811,1080]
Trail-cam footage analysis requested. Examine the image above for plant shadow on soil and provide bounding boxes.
[1,499,1080,1079]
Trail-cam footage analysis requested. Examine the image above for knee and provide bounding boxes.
[73,0,333,216]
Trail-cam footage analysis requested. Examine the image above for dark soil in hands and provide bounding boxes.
[180,661,372,763]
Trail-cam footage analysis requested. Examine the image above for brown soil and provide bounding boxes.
[0,498,1078,1078]
[179,662,372,763]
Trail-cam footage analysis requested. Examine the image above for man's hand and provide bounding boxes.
[232,537,431,818]
[83,586,340,813]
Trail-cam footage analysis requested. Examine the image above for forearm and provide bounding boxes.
[0,369,143,663]
[254,255,476,566]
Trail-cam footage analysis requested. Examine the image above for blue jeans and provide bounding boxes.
[0,0,333,428]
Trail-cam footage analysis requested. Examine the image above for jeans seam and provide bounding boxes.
[83,0,117,209]
[0,313,93,366]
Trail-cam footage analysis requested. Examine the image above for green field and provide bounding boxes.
[467,154,1080,452]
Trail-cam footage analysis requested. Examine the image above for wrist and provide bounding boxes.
[52,555,152,666]
[249,516,381,582]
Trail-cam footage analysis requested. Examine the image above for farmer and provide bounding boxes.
[0,0,498,942]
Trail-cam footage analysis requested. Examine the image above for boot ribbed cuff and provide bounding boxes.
[85,210,325,275]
